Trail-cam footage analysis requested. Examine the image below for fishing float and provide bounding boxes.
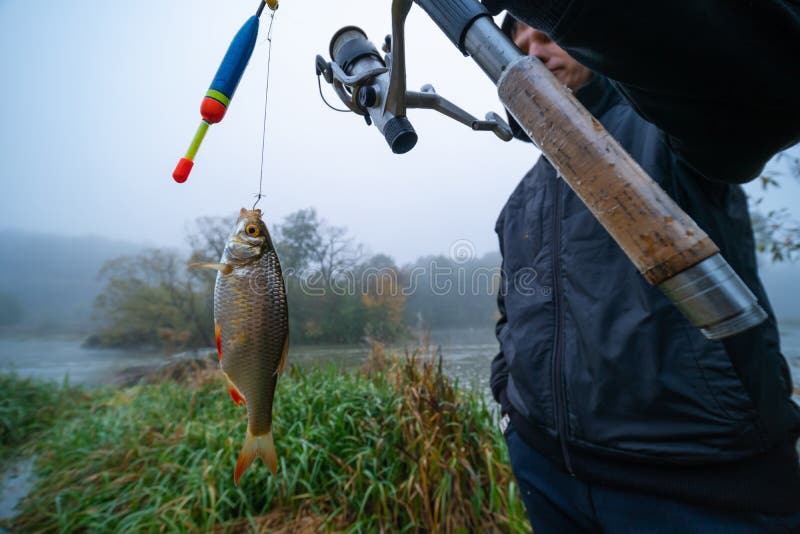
[173,0,279,183]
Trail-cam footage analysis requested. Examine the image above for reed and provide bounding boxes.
[0,374,85,465]
[6,349,529,533]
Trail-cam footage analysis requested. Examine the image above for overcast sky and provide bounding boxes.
[1,0,798,267]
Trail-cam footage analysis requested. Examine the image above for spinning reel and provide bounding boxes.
[315,0,511,154]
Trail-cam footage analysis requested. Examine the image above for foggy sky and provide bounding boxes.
[1,0,798,267]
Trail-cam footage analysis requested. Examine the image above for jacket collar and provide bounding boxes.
[575,74,620,117]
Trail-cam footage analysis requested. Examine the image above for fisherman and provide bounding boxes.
[487,4,800,532]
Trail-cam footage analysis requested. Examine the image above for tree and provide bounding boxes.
[275,208,362,282]
[186,215,233,263]
[273,208,323,273]
[93,248,212,350]
[275,209,374,344]
[751,145,800,262]
[751,209,800,263]
[91,209,409,350]
[402,252,501,330]
[359,254,408,342]
[314,224,363,284]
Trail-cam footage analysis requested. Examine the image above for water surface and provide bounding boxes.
[0,323,798,399]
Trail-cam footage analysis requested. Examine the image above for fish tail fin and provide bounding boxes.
[234,431,277,484]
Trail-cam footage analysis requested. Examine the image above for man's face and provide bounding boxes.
[511,23,592,92]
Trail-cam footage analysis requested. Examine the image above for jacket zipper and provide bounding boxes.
[551,178,574,475]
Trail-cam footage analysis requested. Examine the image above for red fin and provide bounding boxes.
[222,372,245,407]
[215,321,222,361]
[228,387,245,406]
[234,431,277,485]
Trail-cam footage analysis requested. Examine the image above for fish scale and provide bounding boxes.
[192,208,289,484]
[215,250,288,436]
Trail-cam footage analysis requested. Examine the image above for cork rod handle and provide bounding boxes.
[498,56,719,285]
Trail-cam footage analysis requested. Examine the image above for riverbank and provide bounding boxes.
[0,374,88,529]
[1,350,529,533]
[0,327,500,390]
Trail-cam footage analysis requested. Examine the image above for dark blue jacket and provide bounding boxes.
[491,74,800,514]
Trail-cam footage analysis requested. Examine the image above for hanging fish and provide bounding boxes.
[191,208,289,483]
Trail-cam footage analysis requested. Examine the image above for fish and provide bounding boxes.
[191,208,289,484]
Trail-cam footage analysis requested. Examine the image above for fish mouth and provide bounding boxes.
[227,238,265,261]
[232,235,266,247]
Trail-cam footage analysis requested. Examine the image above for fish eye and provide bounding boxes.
[245,224,260,237]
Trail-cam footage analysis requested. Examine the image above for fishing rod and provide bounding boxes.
[173,0,279,184]
[316,0,766,340]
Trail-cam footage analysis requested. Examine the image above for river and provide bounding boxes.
[0,322,799,397]
[0,328,496,391]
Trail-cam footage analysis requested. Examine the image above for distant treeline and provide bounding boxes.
[88,209,501,351]
[2,148,798,339]
[0,231,142,333]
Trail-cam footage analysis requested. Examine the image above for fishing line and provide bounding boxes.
[317,77,352,113]
[253,8,277,210]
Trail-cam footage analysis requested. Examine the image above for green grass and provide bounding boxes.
[4,352,529,533]
[0,374,86,465]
